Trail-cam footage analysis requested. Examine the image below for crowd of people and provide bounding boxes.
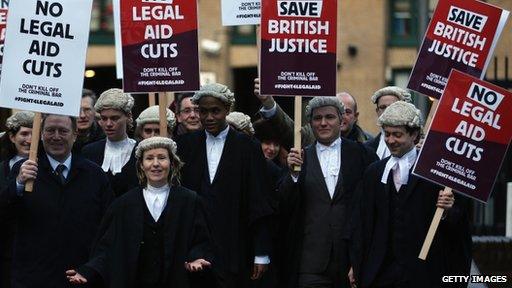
[0,82,472,288]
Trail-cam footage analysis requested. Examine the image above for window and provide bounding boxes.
[389,68,432,117]
[90,0,115,45]
[389,0,418,46]
[230,25,256,45]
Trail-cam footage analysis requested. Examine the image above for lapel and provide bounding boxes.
[38,153,63,186]
[332,140,354,200]
[185,132,207,189]
[162,187,184,274]
[99,139,106,163]
[307,144,331,202]
[211,128,235,185]
[126,190,145,274]
[66,154,83,185]
[379,161,391,221]
[402,171,420,202]
[89,139,107,164]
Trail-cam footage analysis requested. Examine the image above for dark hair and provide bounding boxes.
[404,126,422,144]
[42,114,78,132]
[175,92,195,113]
[1,122,34,161]
[82,88,97,105]
[0,133,16,160]
[253,119,281,143]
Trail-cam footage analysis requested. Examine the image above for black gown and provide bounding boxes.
[0,160,17,288]
[82,139,139,197]
[77,186,212,288]
[352,157,472,288]
[176,128,274,287]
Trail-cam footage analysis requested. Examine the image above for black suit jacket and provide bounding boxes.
[176,128,273,275]
[82,139,139,197]
[353,157,472,288]
[79,186,212,288]
[278,138,377,288]
[364,132,381,153]
[0,152,113,288]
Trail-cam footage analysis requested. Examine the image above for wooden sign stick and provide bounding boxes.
[419,200,447,260]
[149,92,156,107]
[418,99,449,260]
[158,93,168,138]
[293,96,302,172]
[25,112,42,192]
[166,92,175,109]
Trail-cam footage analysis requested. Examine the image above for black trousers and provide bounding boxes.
[298,241,350,288]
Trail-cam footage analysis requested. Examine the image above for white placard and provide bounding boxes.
[221,0,260,26]
[0,0,93,117]
[113,0,123,79]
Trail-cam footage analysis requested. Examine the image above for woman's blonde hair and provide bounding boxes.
[135,137,184,186]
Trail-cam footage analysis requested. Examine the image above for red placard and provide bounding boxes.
[259,0,337,96]
[408,0,509,99]
[121,0,199,93]
[413,70,512,202]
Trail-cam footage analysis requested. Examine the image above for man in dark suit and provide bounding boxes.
[176,83,273,288]
[353,101,472,288]
[364,86,412,159]
[281,97,377,288]
[0,114,113,288]
[73,88,105,153]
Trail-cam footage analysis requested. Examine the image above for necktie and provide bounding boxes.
[56,164,67,185]
[393,162,401,192]
[152,196,163,221]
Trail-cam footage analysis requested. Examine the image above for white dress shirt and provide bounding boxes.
[205,126,270,264]
[47,154,72,179]
[316,138,342,198]
[381,148,417,191]
[376,131,391,160]
[102,137,136,175]
[259,102,277,119]
[205,126,229,183]
[143,184,170,222]
[16,153,72,194]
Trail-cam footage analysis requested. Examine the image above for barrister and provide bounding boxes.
[280,97,377,288]
[82,88,138,197]
[364,86,412,159]
[0,111,34,288]
[0,114,112,288]
[176,83,273,288]
[66,137,212,288]
[354,101,472,288]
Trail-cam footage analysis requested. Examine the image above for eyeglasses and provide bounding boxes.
[43,127,71,136]
[179,108,200,115]
[143,128,160,135]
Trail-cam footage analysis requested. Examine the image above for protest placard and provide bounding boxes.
[113,0,123,79]
[0,0,92,116]
[408,0,509,99]
[259,0,337,96]
[0,0,8,75]
[413,69,512,203]
[121,0,200,93]
[221,0,261,26]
